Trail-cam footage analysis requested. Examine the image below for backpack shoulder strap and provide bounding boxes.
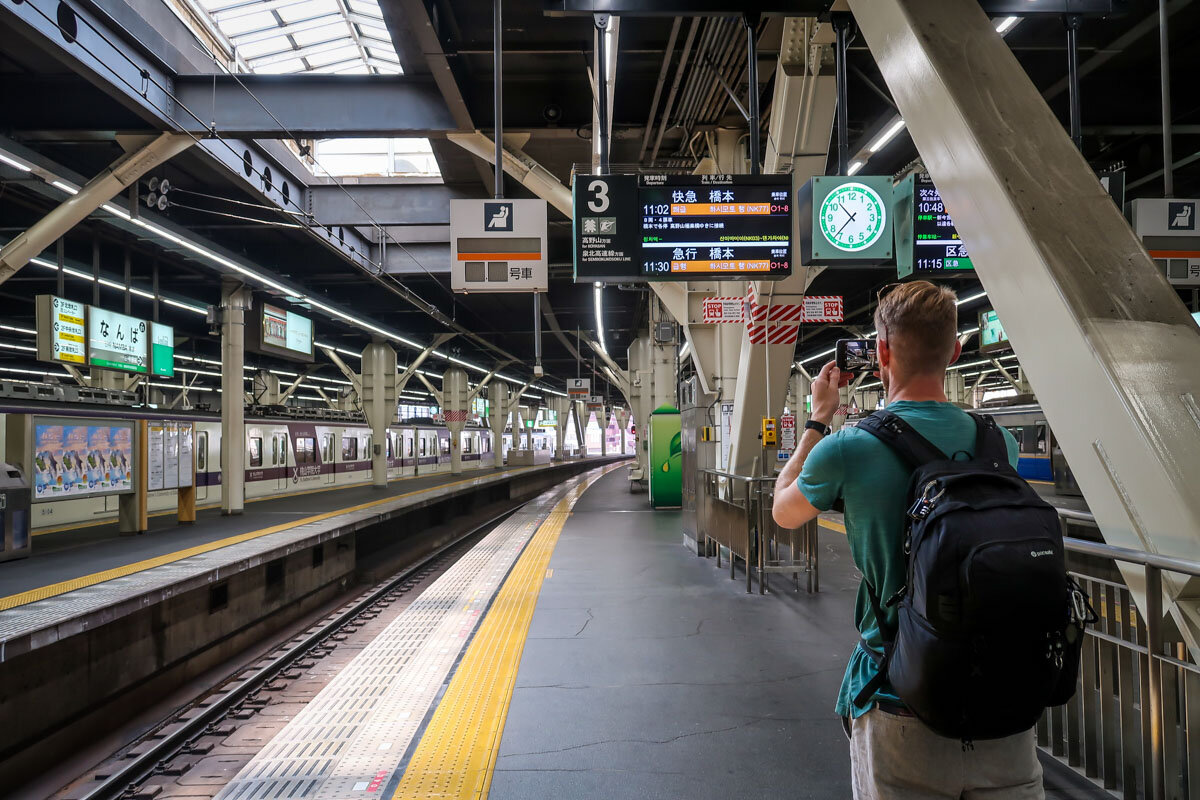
[854,409,948,469]
[972,413,1009,464]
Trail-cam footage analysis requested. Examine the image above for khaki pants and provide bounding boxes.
[849,709,1044,799]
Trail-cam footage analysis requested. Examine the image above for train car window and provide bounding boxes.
[440,437,450,455]
[365,435,372,459]
[323,434,333,462]
[271,436,278,466]
[463,436,472,455]
[198,432,208,471]
[387,435,393,459]
[342,437,358,461]
[1036,424,1048,454]
[407,436,414,457]
[280,435,288,463]
[420,437,427,457]
[249,437,263,467]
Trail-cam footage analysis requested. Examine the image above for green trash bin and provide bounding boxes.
[648,405,681,509]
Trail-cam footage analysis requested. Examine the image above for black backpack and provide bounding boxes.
[852,409,1094,740]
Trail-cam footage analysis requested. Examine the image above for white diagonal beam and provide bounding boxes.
[850,0,1200,652]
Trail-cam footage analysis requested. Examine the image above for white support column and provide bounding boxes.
[0,134,193,285]
[549,395,570,461]
[442,367,469,474]
[615,406,629,455]
[850,0,1200,651]
[597,405,610,456]
[220,281,250,515]
[362,341,397,487]
[490,382,509,468]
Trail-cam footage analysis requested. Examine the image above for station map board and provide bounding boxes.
[894,173,973,278]
[451,199,548,293]
[148,420,193,491]
[574,174,793,282]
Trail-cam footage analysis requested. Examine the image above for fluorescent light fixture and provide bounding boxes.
[956,290,988,306]
[1,324,36,335]
[0,152,33,172]
[100,202,131,221]
[51,180,78,195]
[0,341,37,352]
[868,118,907,153]
[995,16,1020,34]
[847,160,865,176]
[594,283,607,354]
[163,297,208,315]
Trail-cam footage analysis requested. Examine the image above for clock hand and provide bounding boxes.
[835,210,858,238]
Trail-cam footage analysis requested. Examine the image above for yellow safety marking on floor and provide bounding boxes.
[0,467,542,612]
[31,468,491,536]
[819,517,847,535]
[545,568,553,579]
[391,464,621,800]
[1028,479,1054,486]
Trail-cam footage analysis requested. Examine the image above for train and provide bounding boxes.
[972,402,1079,495]
[0,399,558,532]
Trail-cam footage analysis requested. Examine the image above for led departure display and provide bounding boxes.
[639,176,792,278]
[911,173,972,272]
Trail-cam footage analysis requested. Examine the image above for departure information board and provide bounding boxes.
[911,173,972,272]
[574,174,793,282]
[639,175,792,278]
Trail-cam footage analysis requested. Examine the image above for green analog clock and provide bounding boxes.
[819,182,887,252]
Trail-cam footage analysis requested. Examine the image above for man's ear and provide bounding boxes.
[947,340,963,367]
[877,338,891,368]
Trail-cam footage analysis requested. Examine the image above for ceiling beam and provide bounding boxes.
[172,75,456,137]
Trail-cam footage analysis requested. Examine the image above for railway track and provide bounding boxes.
[60,506,518,800]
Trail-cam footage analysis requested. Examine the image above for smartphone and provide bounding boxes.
[836,339,877,374]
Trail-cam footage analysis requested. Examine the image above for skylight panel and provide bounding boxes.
[307,44,360,67]
[255,57,307,73]
[276,0,338,24]
[220,10,280,35]
[289,22,348,45]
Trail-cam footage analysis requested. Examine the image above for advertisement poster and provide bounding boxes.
[33,420,133,501]
[648,405,682,508]
[719,402,735,471]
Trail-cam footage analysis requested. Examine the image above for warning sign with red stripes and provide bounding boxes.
[701,293,843,325]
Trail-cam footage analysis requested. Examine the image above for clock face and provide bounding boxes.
[819,182,887,252]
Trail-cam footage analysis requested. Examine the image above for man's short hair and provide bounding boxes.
[874,281,959,374]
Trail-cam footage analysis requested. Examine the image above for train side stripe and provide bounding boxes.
[0,466,538,612]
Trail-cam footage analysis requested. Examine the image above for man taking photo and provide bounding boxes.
[771,281,1041,799]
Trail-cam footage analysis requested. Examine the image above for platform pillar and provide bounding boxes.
[850,0,1200,652]
[573,400,589,457]
[220,280,250,516]
[490,382,509,467]
[549,396,570,461]
[363,342,397,488]
[442,368,469,475]
[614,406,629,455]
[597,405,610,456]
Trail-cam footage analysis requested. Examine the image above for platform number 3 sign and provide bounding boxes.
[586,179,611,213]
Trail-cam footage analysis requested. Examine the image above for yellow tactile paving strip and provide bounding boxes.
[0,467,539,612]
[391,464,621,800]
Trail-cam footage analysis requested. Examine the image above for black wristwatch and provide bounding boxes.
[804,419,831,437]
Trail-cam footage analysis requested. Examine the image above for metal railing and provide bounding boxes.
[696,471,1196,798]
[1047,510,1199,800]
[697,468,819,594]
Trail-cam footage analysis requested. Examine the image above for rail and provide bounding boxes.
[698,468,1194,798]
[1047,510,1196,800]
[697,468,819,594]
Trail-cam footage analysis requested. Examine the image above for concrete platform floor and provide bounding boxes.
[488,468,1099,799]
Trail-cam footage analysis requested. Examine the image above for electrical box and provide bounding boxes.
[700,425,714,442]
[761,417,778,447]
[654,321,676,344]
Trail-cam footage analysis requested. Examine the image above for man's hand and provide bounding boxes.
[811,360,851,424]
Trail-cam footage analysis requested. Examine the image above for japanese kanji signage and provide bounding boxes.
[451,198,548,293]
[88,307,148,374]
[36,295,86,366]
[700,294,844,324]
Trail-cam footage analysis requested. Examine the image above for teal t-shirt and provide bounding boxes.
[796,400,1019,719]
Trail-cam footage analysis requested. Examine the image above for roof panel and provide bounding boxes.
[219,10,281,35]
[289,21,350,45]
[276,0,339,23]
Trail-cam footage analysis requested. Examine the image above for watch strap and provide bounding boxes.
[804,419,831,437]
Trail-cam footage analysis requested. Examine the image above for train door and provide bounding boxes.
[276,431,289,490]
[196,430,210,501]
[322,432,336,484]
